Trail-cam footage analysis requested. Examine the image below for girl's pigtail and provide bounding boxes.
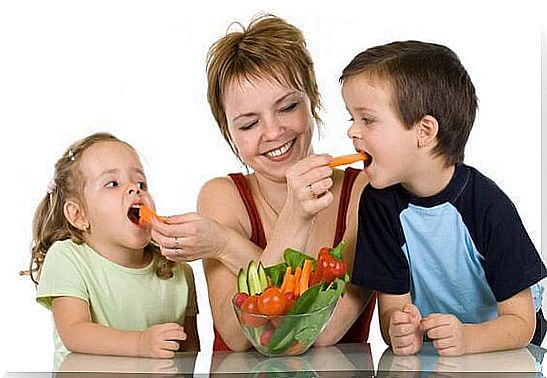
[146,244,175,279]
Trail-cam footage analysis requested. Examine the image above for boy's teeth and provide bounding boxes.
[265,140,294,158]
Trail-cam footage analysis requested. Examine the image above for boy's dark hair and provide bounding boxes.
[340,40,478,166]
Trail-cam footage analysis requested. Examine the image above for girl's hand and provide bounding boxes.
[389,303,423,355]
[421,313,467,356]
[284,154,334,221]
[151,213,228,262]
[139,323,187,359]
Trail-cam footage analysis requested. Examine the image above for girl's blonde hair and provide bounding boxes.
[206,13,322,160]
[25,132,174,284]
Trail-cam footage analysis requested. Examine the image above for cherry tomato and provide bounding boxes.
[260,327,274,346]
[241,295,268,327]
[257,287,287,316]
[234,292,250,308]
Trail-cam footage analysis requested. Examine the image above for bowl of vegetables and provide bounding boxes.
[232,241,348,356]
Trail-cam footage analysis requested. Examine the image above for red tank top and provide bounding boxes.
[213,168,376,351]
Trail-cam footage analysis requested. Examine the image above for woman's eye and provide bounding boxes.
[105,181,119,188]
[281,103,298,112]
[137,182,147,190]
[239,121,258,130]
[347,117,355,122]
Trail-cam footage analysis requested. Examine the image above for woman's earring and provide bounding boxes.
[82,223,90,233]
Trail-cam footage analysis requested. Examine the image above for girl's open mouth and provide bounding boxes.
[127,205,142,225]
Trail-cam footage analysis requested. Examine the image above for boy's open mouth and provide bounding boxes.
[362,151,372,168]
[127,205,142,225]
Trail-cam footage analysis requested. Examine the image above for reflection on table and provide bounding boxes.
[377,342,545,377]
[6,342,545,377]
[210,343,374,377]
[57,351,198,377]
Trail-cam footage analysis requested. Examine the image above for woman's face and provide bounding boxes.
[223,76,314,182]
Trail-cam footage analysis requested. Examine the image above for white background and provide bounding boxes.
[0,0,545,374]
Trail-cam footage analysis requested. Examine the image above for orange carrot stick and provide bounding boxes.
[293,266,302,296]
[280,266,292,292]
[299,259,313,295]
[328,152,368,168]
[139,206,165,225]
[284,275,296,294]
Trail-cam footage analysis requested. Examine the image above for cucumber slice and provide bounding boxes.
[247,260,261,295]
[258,262,268,292]
[237,268,249,294]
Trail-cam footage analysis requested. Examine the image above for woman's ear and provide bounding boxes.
[415,115,439,148]
[63,200,89,231]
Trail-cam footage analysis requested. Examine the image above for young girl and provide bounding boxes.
[25,132,199,359]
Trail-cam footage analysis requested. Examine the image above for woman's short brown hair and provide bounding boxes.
[206,14,321,159]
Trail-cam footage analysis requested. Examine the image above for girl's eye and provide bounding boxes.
[137,182,147,190]
[105,181,119,188]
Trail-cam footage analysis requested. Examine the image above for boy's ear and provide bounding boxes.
[63,200,89,231]
[415,115,439,148]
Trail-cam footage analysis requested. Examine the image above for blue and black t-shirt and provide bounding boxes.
[352,164,545,331]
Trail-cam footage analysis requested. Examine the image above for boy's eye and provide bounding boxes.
[137,182,147,190]
[105,181,119,188]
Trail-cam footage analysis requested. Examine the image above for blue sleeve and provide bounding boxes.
[351,185,410,294]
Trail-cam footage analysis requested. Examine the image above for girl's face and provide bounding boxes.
[223,76,314,182]
[77,141,155,252]
[342,73,420,189]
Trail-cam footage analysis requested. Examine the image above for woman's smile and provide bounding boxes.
[261,138,296,161]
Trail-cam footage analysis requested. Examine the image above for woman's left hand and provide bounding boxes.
[150,213,228,262]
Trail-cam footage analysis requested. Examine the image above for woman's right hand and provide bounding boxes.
[139,323,187,358]
[284,154,334,221]
[151,213,229,262]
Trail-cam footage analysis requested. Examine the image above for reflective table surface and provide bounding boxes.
[5,342,545,377]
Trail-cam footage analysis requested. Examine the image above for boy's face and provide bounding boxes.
[342,73,420,189]
[77,141,155,253]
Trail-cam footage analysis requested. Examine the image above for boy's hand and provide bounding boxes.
[139,323,187,358]
[389,303,423,355]
[421,313,466,356]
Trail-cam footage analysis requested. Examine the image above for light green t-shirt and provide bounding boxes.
[36,239,198,359]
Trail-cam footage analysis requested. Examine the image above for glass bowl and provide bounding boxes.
[232,296,337,356]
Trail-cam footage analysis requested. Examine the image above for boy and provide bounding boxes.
[342,40,546,356]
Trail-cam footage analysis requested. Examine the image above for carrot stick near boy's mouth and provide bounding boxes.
[328,152,368,168]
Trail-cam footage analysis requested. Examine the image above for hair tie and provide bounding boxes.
[68,149,75,161]
[47,179,57,194]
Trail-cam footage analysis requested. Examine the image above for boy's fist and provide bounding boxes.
[139,323,187,358]
[389,303,423,355]
[421,313,466,356]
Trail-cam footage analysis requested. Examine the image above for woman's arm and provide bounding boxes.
[52,297,185,358]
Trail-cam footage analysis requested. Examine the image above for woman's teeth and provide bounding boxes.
[264,139,294,158]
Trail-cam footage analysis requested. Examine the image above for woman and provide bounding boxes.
[151,14,375,351]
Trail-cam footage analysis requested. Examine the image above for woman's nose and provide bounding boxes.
[262,116,285,141]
